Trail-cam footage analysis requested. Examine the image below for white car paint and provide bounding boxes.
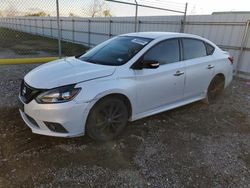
[19,32,233,137]
[25,57,116,89]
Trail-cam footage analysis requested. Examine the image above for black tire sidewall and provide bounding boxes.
[207,76,224,102]
[86,97,128,141]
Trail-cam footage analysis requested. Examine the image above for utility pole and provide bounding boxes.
[180,3,188,33]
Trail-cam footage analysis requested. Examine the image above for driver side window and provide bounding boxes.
[143,39,180,65]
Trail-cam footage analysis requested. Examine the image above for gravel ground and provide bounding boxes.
[0,64,249,187]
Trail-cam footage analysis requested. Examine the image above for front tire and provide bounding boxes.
[86,97,128,141]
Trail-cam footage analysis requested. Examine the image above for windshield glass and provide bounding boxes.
[78,36,152,66]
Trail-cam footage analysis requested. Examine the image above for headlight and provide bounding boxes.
[36,84,81,104]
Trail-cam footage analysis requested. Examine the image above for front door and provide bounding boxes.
[134,39,185,114]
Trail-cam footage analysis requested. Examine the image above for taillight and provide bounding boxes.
[228,56,234,64]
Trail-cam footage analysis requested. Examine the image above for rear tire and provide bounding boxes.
[86,97,128,141]
[207,75,225,103]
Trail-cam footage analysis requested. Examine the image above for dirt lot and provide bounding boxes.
[0,28,88,58]
[0,64,249,187]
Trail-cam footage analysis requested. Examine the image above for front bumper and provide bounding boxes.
[19,96,92,137]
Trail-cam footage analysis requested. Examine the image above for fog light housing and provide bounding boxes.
[26,114,39,128]
[44,122,68,133]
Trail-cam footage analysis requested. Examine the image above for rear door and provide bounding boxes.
[182,38,215,99]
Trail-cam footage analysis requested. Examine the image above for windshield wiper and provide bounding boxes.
[75,54,83,58]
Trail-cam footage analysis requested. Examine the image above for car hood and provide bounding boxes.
[24,57,116,89]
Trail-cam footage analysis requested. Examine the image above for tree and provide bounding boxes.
[25,11,50,17]
[103,9,112,17]
[69,12,77,17]
[83,0,112,18]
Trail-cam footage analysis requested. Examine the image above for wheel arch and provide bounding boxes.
[212,73,225,87]
[205,73,226,98]
[92,91,133,119]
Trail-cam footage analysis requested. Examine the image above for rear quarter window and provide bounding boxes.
[205,42,215,55]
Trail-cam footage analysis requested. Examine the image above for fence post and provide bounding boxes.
[19,18,21,31]
[42,18,44,36]
[10,18,12,30]
[138,20,141,32]
[56,0,62,58]
[15,18,17,30]
[72,19,75,43]
[16,18,17,30]
[22,18,24,31]
[180,2,188,33]
[134,0,138,32]
[88,19,91,47]
[29,19,31,33]
[50,19,52,37]
[23,18,25,31]
[35,19,38,34]
[109,19,112,38]
[235,20,250,76]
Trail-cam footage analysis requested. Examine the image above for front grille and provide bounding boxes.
[20,80,43,104]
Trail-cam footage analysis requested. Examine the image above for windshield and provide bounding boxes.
[78,36,152,66]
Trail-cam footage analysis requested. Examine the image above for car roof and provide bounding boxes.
[120,32,203,40]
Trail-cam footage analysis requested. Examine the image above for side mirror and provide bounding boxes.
[142,60,160,69]
[131,59,160,70]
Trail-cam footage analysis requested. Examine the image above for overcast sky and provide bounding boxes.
[109,0,250,16]
[1,0,250,17]
[176,0,250,14]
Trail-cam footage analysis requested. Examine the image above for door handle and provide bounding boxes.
[174,70,184,76]
[207,64,214,69]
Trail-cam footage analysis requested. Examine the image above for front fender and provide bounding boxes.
[73,75,137,115]
[93,89,132,101]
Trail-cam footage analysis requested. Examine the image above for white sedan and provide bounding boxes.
[19,32,233,141]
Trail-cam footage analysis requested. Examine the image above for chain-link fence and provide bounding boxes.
[0,0,250,77]
[0,0,187,58]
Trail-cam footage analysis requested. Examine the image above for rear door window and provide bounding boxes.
[182,38,207,60]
